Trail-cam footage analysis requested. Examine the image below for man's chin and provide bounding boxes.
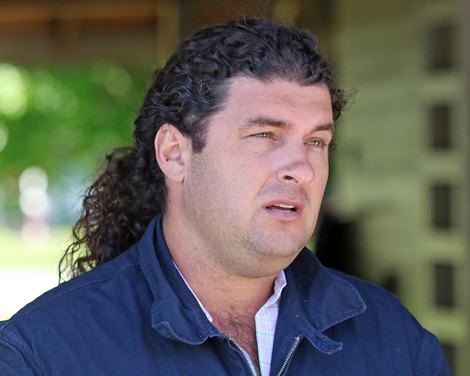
[257,236,307,262]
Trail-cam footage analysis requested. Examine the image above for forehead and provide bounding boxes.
[210,77,334,129]
[229,76,330,101]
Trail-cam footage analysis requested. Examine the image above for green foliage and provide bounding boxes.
[0,63,152,220]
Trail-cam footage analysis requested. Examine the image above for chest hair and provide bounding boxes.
[212,310,260,374]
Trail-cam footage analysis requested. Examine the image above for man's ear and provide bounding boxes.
[154,124,191,182]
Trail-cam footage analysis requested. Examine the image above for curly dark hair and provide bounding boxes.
[59,18,348,280]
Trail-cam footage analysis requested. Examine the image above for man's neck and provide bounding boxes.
[162,211,279,314]
[162,210,282,374]
[174,250,277,320]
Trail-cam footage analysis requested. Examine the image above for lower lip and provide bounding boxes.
[263,207,302,221]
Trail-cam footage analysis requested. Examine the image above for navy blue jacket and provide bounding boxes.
[0,215,451,375]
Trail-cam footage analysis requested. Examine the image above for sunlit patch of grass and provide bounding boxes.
[0,227,71,319]
[0,226,70,268]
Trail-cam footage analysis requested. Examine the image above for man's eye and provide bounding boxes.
[253,132,272,139]
[308,139,328,148]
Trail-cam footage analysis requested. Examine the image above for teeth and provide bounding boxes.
[275,204,295,209]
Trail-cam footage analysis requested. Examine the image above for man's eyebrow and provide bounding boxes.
[242,116,335,132]
[243,116,291,129]
[314,122,335,133]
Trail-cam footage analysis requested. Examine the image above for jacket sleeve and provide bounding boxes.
[0,332,43,376]
[417,331,453,376]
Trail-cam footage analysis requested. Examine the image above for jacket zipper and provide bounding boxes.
[276,336,301,376]
[230,338,258,376]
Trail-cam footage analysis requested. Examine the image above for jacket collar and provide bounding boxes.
[137,214,218,344]
[275,249,366,355]
[137,214,366,350]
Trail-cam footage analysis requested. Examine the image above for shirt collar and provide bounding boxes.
[264,269,287,308]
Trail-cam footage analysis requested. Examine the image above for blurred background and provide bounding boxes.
[0,0,468,374]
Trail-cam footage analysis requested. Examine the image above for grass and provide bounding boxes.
[0,226,72,319]
[0,226,70,269]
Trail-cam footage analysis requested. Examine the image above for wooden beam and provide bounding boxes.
[272,0,302,24]
[155,0,180,65]
[0,1,157,24]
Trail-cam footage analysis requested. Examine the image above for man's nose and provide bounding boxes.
[276,146,315,186]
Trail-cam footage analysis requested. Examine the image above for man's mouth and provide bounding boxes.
[266,204,298,212]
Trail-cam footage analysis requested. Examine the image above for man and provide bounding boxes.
[0,18,451,375]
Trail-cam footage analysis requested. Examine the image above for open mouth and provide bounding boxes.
[266,204,298,212]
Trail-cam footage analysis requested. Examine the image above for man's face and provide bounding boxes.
[179,77,334,276]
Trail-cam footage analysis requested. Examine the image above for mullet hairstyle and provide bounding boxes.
[59,18,348,280]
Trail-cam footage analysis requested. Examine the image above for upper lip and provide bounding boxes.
[263,199,305,212]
